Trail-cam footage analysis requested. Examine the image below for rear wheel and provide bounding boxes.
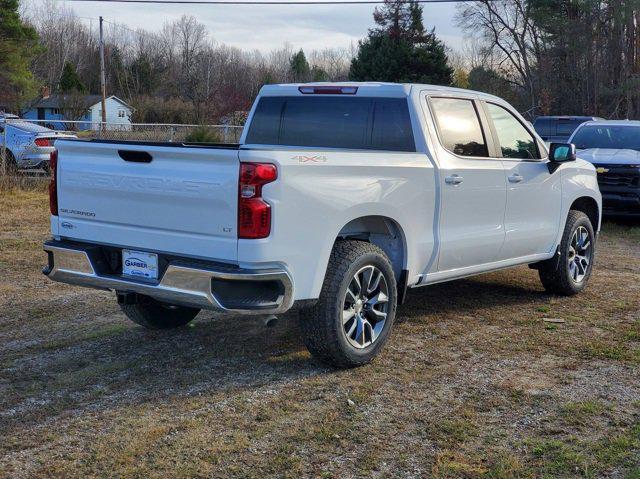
[539,210,595,295]
[2,150,19,175]
[299,240,397,368]
[119,294,200,329]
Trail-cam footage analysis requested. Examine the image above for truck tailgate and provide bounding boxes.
[55,140,239,263]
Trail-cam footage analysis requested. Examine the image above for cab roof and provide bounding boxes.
[259,82,505,103]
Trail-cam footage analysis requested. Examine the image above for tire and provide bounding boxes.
[299,240,397,368]
[3,150,19,175]
[119,294,200,329]
[539,210,596,296]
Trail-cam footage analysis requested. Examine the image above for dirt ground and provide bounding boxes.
[0,188,638,479]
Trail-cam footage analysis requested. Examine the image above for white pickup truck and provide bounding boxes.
[44,83,602,368]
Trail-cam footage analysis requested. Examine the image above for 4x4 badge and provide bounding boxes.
[292,155,327,163]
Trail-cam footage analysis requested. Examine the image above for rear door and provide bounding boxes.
[483,102,561,259]
[55,140,240,263]
[428,96,507,272]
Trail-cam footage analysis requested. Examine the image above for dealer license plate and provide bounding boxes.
[122,249,158,280]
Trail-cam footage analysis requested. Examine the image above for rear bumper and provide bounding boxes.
[43,240,294,315]
[17,153,51,169]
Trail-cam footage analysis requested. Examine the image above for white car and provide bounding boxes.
[43,83,601,368]
[0,118,76,171]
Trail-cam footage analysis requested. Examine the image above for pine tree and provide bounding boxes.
[289,49,310,82]
[59,62,86,93]
[0,0,41,108]
[350,0,453,85]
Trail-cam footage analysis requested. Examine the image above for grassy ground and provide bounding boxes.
[0,188,638,479]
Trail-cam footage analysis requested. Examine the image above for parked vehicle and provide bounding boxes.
[533,116,602,144]
[570,120,640,217]
[0,118,76,172]
[43,83,602,368]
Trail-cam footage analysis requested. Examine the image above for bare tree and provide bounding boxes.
[456,0,542,110]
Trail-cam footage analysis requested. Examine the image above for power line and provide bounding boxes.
[64,0,487,4]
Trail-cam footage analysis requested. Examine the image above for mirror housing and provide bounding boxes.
[549,143,577,163]
[547,143,577,173]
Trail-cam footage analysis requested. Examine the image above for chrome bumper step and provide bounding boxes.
[43,241,293,315]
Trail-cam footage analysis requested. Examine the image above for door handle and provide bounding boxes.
[508,174,524,183]
[445,175,464,185]
[118,150,153,163]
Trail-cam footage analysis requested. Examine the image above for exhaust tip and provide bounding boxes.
[263,315,278,328]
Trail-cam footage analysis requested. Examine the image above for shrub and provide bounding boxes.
[185,126,223,144]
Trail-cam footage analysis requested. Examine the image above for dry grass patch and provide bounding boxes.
[1,190,639,478]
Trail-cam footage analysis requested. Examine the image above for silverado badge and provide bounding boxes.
[596,167,609,174]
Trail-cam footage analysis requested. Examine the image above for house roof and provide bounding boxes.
[28,94,132,110]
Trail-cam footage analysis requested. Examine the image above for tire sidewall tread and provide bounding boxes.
[299,240,397,368]
[120,295,200,329]
[539,210,595,296]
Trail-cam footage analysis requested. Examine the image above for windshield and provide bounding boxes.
[7,121,53,134]
[572,125,640,151]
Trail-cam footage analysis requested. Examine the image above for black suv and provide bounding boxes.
[533,116,603,143]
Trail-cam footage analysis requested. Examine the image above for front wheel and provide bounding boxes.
[299,240,397,368]
[539,210,596,296]
[119,294,200,329]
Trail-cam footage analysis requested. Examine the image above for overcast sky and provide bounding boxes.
[49,0,464,53]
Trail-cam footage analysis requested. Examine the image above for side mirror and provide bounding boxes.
[549,143,577,163]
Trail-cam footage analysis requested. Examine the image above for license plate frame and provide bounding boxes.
[122,249,159,280]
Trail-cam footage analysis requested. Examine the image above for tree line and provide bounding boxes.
[457,0,640,119]
[2,0,640,123]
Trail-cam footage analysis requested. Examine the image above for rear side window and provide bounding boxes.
[430,97,489,158]
[557,119,583,136]
[533,118,553,138]
[246,96,415,152]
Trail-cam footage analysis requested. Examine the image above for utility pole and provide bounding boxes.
[99,16,107,132]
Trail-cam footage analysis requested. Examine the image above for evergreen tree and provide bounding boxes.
[59,62,86,93]
[311,65,329,82]
[468,66,518,105]
[0,0,41,108]
[350,0,453,85]
[289,49,310,82]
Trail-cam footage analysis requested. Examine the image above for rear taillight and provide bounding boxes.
[49,150,58,216]
[35,138,52,147]
[238,162,277,239]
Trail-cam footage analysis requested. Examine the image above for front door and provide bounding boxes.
[483,102,562,259]
[428,96,507,272]
[37,108,45,121]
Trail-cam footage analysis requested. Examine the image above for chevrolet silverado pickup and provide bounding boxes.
[569,120,640,217]
[44,83,602,368]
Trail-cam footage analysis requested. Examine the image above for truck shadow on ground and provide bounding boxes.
[1,270,548,434]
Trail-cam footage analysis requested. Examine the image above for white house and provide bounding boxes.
[88,96,134,131]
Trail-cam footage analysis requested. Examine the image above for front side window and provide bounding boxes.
[487,103,540,159]
[430,97,489,158]
[246,96,415,152]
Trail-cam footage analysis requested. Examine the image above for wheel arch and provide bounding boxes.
[570,196,600,232]
[336,215,409,303]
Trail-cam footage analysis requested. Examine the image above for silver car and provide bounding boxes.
[0,117,76,172]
